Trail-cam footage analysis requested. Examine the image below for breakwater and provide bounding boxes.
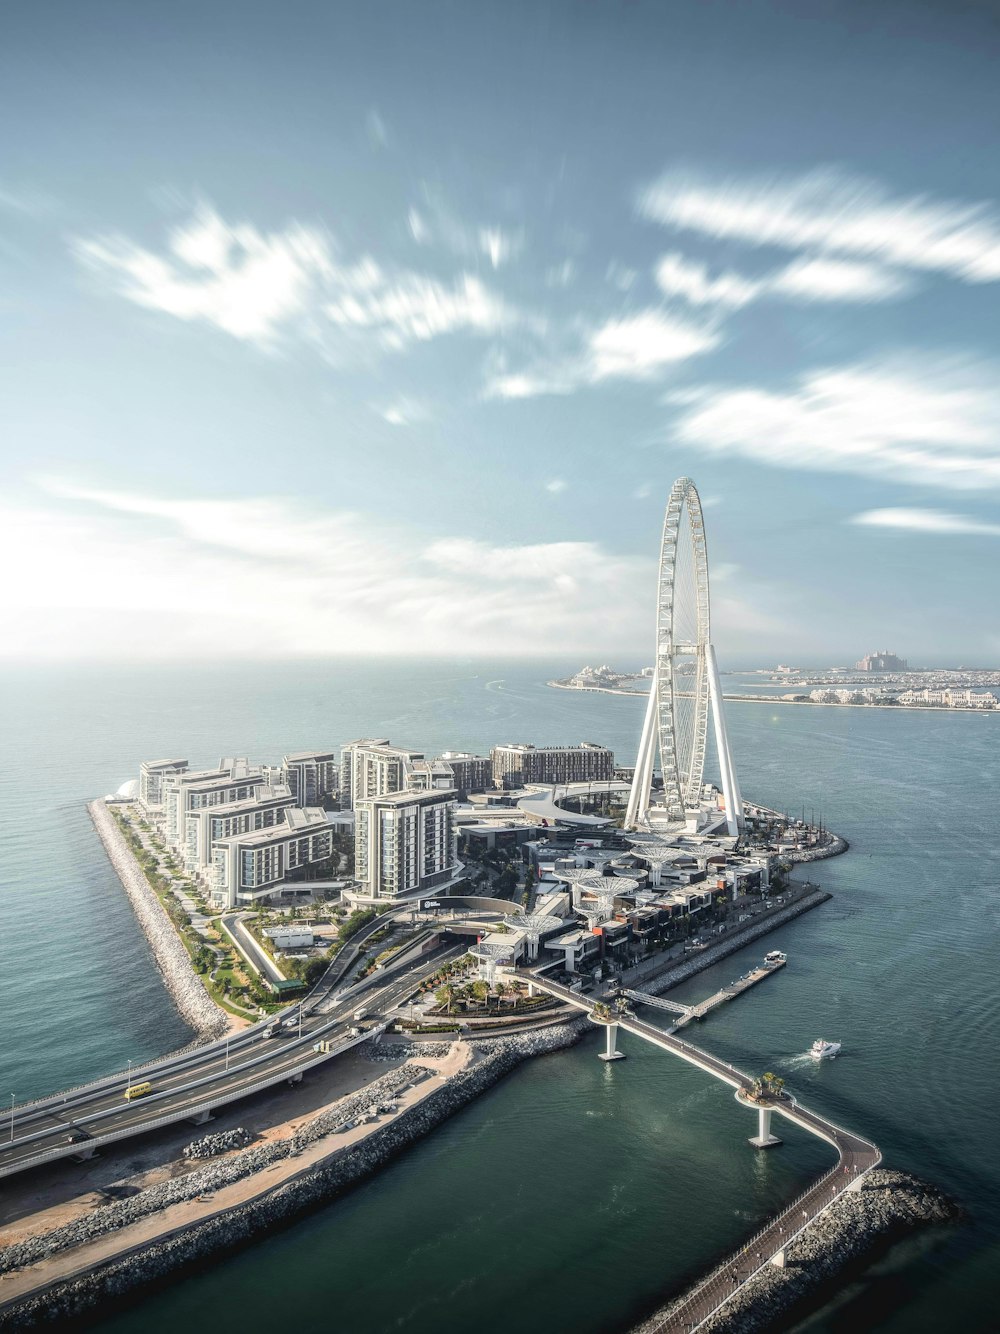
[87,801,226,1043]
[0,1026,585,1328]
[632,1170,959,1334]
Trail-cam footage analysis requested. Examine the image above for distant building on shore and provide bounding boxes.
[856,650,908,672]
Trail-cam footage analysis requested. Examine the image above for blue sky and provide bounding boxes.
[2,0,999,665]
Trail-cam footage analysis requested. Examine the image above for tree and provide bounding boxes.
[471,980,489,1008]
[435,983,456,1014]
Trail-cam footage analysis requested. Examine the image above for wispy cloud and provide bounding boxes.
[10,479,659,660]
[486,308,719,400]
[377,397,430,427]
[671,356,1000,490]
[639,167,1000,283]
[406,188,523,269]
[545,478,568,493]
[74,205,519,354]
[851,508,1000,536]
[654,250,911,309]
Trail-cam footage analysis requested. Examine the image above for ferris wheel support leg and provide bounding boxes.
[707,644,743,836]
[626,669,659,828]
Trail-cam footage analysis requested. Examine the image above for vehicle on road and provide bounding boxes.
[352,1008,368,1021]
[124,1081,153,1101]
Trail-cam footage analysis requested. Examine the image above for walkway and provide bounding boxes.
[529,975,880,1332]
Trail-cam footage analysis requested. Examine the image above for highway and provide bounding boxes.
[0,944,464,1182]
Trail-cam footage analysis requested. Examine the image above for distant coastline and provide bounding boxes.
[548,680,998,715]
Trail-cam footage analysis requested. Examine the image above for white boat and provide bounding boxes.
[763,950,787,967]
[810,1038,841,1060]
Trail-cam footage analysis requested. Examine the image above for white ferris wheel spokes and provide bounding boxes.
[626,477,742,835]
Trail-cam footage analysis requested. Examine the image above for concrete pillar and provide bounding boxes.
[527,981,536,997]
[748,1104,781,1148]
[770,1249,786,1269]
[598,1021,626,1062]
[188,1109,215,1126]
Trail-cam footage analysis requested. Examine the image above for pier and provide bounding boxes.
[527,972,881,1333]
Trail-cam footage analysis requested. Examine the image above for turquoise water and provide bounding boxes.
[2,660,998,1332]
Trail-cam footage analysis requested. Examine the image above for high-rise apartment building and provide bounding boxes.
[354,788,458,901]
[436,752,493,799]
[211,807,334,909]
[490,742,615,790]
[161,759,264,848]
[340,739,425,808]
[281,750,339,807]
[139,759,189,812]
[183,783,296,879]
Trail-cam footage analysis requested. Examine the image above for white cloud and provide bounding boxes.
[7,480,663,660]
[654,253,759,308]
[654,250,910,309]
[545,479,568,493]
[850,508,1000,536]
[486,308,719,400]
[378,397,430,427]
[769,256,911,302]
[638,167,1000,283]
[407,208,430,244]
[671,356,1000,489]
[74,205,519,354]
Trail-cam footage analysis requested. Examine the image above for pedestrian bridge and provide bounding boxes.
[527,973,881,1332]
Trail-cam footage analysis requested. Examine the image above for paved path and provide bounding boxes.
[530,976,880,1332]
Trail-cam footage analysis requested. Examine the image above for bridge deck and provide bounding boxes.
[528,973,880,1332]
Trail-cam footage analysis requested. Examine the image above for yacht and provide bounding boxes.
[810,1038,841,1060]
[763,950,787,968]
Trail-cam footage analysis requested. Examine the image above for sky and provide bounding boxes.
[2,0,999,666]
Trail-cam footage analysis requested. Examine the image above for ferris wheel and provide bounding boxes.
[626,477,742,834]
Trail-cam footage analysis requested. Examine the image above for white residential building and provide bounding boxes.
[340,739,425,808]
[183,783,296,879]
[211,807,333,909]
[354,788,459,902]
[281,750,340,807]
[139,759,188,812]
[161,759,264,849]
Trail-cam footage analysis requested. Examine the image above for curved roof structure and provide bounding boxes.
[114,778,140,799]
[503,912,563,938]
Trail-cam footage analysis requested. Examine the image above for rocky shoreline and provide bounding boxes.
[0,1026,585,1328]
[631,1170,960,1334]
[87,801,226,1043]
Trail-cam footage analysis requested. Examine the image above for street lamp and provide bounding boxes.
[225,1038,230,1072]
[9,1094,15,1144]
[126,1059,133,1095]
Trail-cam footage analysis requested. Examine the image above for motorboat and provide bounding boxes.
[810,1038,841,1060]
[763,950,787,968]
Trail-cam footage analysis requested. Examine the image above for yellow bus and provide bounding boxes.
[124,1081,153,1101]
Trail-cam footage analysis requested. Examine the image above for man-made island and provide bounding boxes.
[0,733,953,1334]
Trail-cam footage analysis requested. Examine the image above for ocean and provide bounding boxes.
[2,658,998,1332]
